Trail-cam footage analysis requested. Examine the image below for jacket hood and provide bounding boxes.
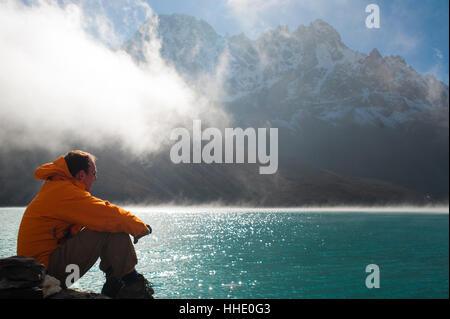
[34,156,85,189]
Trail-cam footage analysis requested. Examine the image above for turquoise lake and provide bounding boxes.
[1,207,448,298]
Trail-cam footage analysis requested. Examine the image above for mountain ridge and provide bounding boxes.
[122,14,448,200]
[123,14,448,129]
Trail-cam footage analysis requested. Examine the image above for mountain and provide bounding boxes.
[0,147,424,207]
[124,15,448,126]
[122,14,449,200]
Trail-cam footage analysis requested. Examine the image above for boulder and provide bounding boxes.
[48,288,109,299]
[0,256,108,299]
[0,256,45,283]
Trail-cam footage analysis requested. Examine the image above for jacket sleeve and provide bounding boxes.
[51,185,149,237]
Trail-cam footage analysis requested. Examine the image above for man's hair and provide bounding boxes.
[64,150,96,177]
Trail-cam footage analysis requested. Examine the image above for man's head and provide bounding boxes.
[64,150,97,192]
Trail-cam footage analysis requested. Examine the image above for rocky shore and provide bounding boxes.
[0,256,108,299]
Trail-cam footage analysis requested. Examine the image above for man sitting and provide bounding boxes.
[17,150,153,298]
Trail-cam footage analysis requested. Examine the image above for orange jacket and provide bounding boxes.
[17,156,149,268]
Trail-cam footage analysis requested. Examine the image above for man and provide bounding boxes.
[17,150,153,298]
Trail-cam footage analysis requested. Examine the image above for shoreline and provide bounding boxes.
[1,205,448,214]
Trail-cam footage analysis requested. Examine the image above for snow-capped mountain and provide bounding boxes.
[122,14,448,199]
[123,14,448,130]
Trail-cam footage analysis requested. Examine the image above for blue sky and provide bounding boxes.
[137,0,449,84]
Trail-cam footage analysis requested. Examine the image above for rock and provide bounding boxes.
[42,275,62,298]
[0,286,44,299]
[0,256,109,299]
[0,256,45,283]
[48,288,109,299]
[0,278,39,289]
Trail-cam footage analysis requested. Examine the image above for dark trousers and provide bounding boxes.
[47,229,137,287]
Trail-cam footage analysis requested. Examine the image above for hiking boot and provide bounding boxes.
[101,276,124,298]
[116,274,154,299]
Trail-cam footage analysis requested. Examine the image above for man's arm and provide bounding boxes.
[133,224,152,244]
[50,185,150,239]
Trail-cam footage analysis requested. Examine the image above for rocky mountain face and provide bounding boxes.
[124,15,448,126]
[121,14,449,201]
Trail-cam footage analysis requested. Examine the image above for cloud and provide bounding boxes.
[429,49,447,84]
[224,0,293,37]
[434,48,444,60]
[68,0,153,48]
[0,0,229,156]
[379,30,421,58]
[224,0,354,37]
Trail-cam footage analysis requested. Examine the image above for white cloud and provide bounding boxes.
[225,0,294,37]
[224,0,354,37]
[434,48,444,60]
[0,0,229,156]
[72,0,153,48]
[388,31,420,55]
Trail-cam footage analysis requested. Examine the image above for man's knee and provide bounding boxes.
[76,230,132,248]
[105,232,134,248]
[108,232,131,241]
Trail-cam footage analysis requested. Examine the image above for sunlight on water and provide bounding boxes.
[1,207,448,298]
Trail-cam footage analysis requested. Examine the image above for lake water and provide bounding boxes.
[1,207,448,298]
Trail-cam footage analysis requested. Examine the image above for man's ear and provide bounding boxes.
[75,170,86,180]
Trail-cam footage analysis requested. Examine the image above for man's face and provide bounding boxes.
[78,159,97,192]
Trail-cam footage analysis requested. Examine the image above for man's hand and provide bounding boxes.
[133,224,152,244]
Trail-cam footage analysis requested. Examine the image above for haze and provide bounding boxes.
[0,0,229,156]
